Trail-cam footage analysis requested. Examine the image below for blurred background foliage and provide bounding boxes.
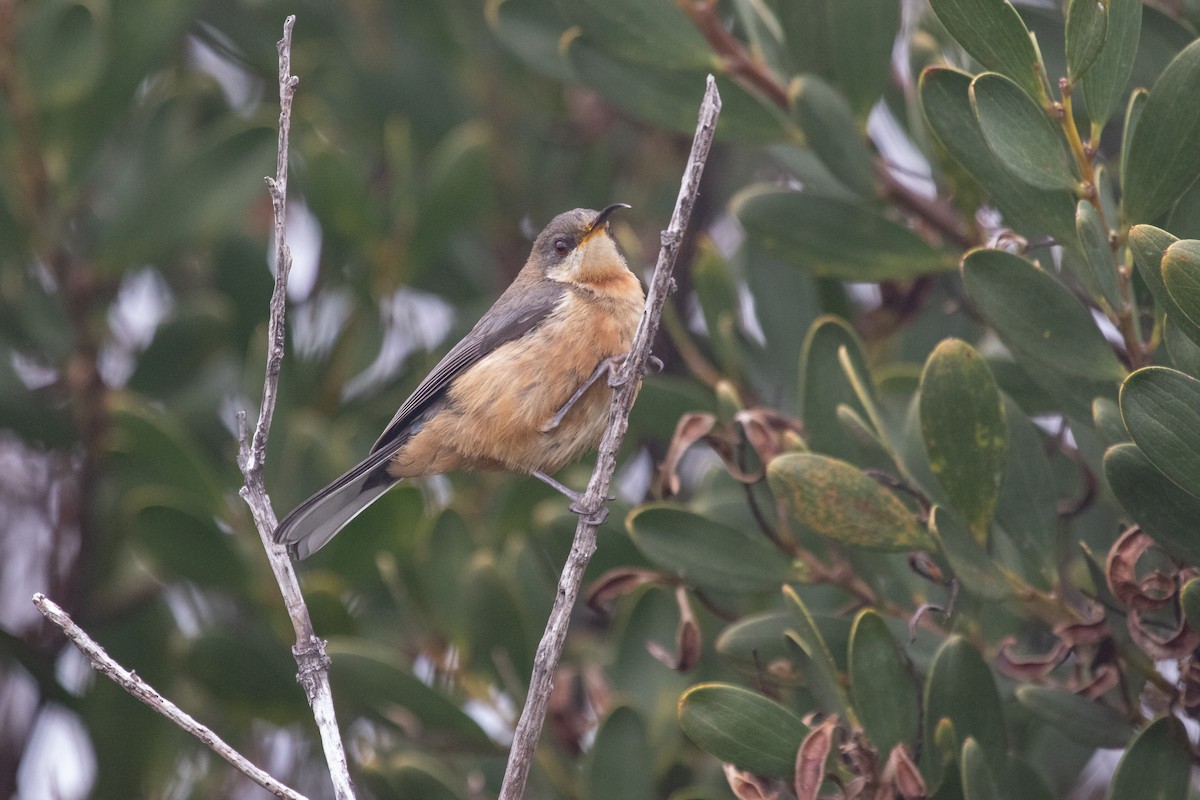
[3,0,1200,798]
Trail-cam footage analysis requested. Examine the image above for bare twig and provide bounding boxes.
[31,594,308,800]
[498,76,722,800]
[235,18,357,800]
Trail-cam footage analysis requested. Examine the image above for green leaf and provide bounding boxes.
[1119,88,1148,193]
[767,453,934,552]
[1082,0,1142,126]
[928,0,1045,101]
[1015,685,1133,748]
[626,505,794,593]
[1120,367,1200,498]
[326,639,495,750]
[1075,200,1122,309]
[919,339,1008,537]
[1065,0,1108,81]
[799,316,874,460]
[678,683,808,778]
[924,636,1008,779]
[733,186,953,281]
[565,42,789,142]
[930,506,1012,600]
[848,610,918,755]
[588,707,654,800]
[1110,716,1192,800]
[1121,40,1200,224]
[462,555,532,681]
[485,0,575,80]
[961,248,1125,381]
[19,0,106,107]
[565,0,714,69]
[960,738,1002,800]
[715,611,793,665]
[919,68,1077,245]
[128,491,247,589]
[1166,318,1200,379]
[1129,224,1200,344]
[1103,443,1200,564]
[1181,578,1200,632]
[1162,239,1200,334]
[828,0,901,117]
[971,72,1077,191]
[995,398,1058,588]
[784,586,852,720]
[793,76,875,197]
[362,757,467,800]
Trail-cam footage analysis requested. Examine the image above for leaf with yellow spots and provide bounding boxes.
[919,339,1007,543]
[767,453,933,552]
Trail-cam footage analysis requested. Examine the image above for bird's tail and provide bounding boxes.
[273,448,398,559]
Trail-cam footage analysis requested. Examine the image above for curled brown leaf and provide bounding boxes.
[1072,663,1121,699]
[585,567,666,613]
[658,412,717,497]
[994,637,1071,680]
[794,716,838,800]
[1127,609,1200,660]
[723,764,780,800]
[1106,527,1176,611]
[883,744,927,800]
[646,586,701,672]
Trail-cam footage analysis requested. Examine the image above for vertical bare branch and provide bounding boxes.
[32,594,309,800]
[235,17,357,800]
[498,76,723,800]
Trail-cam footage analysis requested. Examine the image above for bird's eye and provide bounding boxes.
[553,238,571,256]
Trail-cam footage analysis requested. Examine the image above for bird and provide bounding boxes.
[274,205,646,559]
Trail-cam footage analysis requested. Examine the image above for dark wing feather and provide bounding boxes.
[370,278,565,453]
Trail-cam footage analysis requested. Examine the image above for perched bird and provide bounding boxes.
[274,205,645,559]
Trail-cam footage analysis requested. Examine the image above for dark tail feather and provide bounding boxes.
[274,449,398,560]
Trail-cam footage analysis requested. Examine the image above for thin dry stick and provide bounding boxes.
[235,17,356,800]
[498,76,722,800]
[31,594,308,800]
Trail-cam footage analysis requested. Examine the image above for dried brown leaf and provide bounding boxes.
[1053,604,1110,646]
[645,586,701,671]
[795,716,838,800]
[658,412,717,497]
[585,567,665,612]
[882,744,927,800]
[1128,609,1200,660]
[1073,663,1121,699]
[994,637,1071,680]
[1106,527,1176,611]
[723,764,781,800]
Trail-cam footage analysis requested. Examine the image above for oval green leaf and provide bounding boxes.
[961,248,1125,381]
[715,610,793,665]
[1082,0,1141,126]
[848,610,918,755]
[995,398,1059,589]
[678,683,808,778]
[1015,685,1133,748]
[928,0,1045,101]
[828,0,901,117]
[1110,716,1192,800]
[1075,200,1122,308]
[626,505,794,593]
[929,506,1012,600]
[588,707,654,800]
[960,737,1002,800]
[1065,0,1108,81]
[1119,367,1200,498]
[971,72,1077,191]
[1162,239,1200,333]
[767,453,934,552]
[733,186,952,281]
[784,585,852,720]
[799,315,874,461]
[919,68,1077,245]
[794,76,875,197]
[1129,224,1200,344]
[924,636,1008,778]
[919,339,1008,537]
[1121,40,1200,224]
[326,639,495,750]
[1104,443,1200,564]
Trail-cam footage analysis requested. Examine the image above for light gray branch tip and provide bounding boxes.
[497,77,722,800]
[32,593,310,800]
